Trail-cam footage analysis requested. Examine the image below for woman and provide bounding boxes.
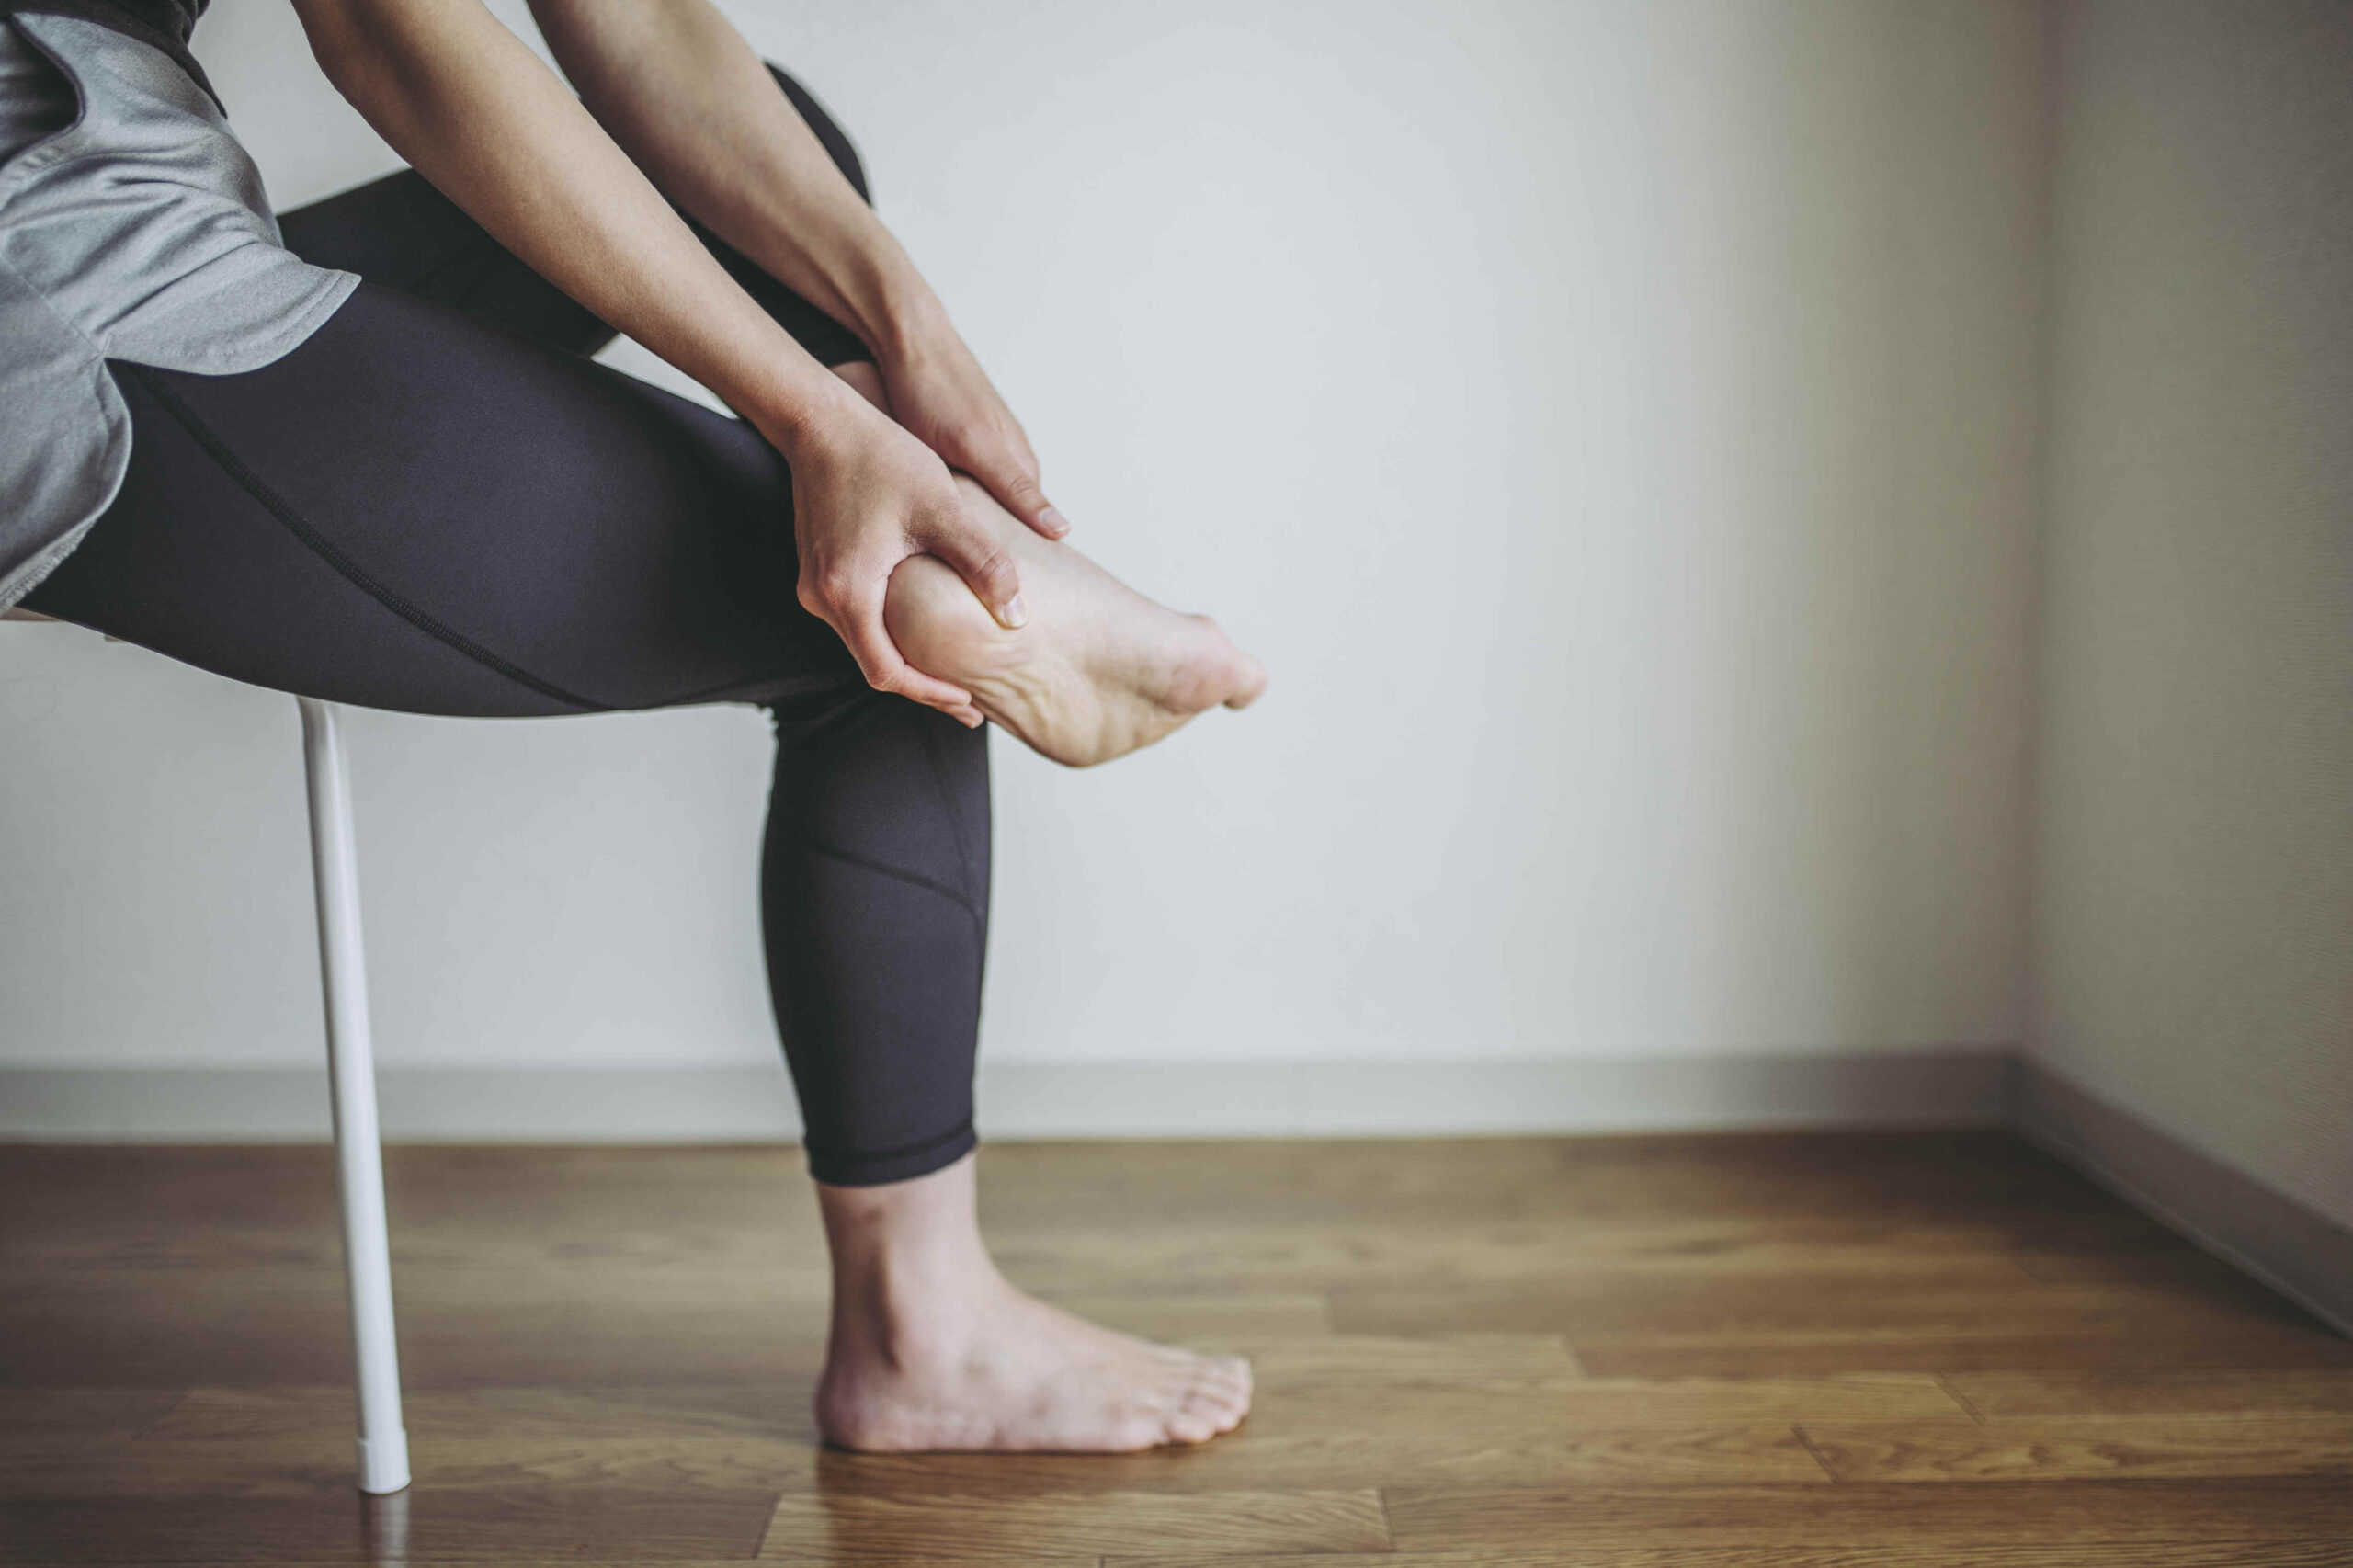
[0,0,1266,1450]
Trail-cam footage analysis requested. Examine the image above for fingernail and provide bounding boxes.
[1001,594,1029,629]
[1039,506,1070,535]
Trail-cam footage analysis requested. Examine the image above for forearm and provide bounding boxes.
[290,0,857,454]
[527,0,947,361]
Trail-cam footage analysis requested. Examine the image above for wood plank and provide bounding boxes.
[1239,1372,1967,1431]
[1576,1325,2353,1378]
[141,1384,801,1444]
[4,1393,823,1499]
[2016,1245,2326,1292]
[0,1487,781,1563]
[6,1388,810,1500]
[1189,1334,1579,1385]
[1803,1415,2353,1482]
[992,1218,2054,1294]
[971,1131,2168,1233]
[10,1262,836,1310]
[1,1216,818,1273]
[1946,1369,2353,1419]
[0,1389,191,1483]
[794,1426,1824,1495]
[1382,1480,2353,1551]
[1126,1546,2353,1568]
[0,1272,830,1388]
[0,1144,824,1250]
[4,1437,816,1502]
[1029,1292,1332,1341]
[756,1489,1390,1559]
[0,1269,1317,1388]
[1331,1277,2330,1342]
[0,1389,185,1444]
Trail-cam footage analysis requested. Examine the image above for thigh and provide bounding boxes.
[24,281,859,719]
[275,64,873,369]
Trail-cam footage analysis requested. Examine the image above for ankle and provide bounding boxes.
[816,1153,1003,1368]
[828,1239,1006,1361]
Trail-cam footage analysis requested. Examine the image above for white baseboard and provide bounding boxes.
[2016,1062,2353,1338]
[0,1051,2012,1142]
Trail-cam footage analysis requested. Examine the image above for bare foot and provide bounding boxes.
[882,477,1267,767]
[813,1153,1253,1452]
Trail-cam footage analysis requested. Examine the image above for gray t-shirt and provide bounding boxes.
[0,12,355,609]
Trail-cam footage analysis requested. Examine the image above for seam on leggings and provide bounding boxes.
[799,835,983,927]
[404,224,509,305]
[802,1115,974,1167]
[126,365,605,712]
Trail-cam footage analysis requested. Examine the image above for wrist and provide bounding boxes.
[858,260,951,367]
[779,208,945,365]
[744,364,862,467]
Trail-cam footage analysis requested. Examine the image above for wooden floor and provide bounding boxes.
[3,1132,2349,1565]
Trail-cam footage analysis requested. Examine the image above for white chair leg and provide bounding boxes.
[298,697,412,1496]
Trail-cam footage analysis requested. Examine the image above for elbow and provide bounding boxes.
[288,0,399,99]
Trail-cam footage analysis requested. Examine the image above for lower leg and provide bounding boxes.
[791,363,1255,1451]
[813,1152,1251,1452]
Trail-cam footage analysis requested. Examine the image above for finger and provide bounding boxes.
[864,635,978,715]
[823,582,976,713]
[971,446,1067,540]
[921,512,1029,630]
[863,633,976,713]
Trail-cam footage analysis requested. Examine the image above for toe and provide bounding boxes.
[1163,1406,1221,1445]
[1185,1382,1247,1432]
[1195,1354,1253,1399]
[1103,1417,1163,1452]
[1223,653,1269,710]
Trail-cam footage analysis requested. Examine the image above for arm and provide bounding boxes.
[289,0,1023,719]
[525,0,1068,540]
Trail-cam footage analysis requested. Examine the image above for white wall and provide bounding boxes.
[0,1,2047,1080]
[2029,0,2353,1226]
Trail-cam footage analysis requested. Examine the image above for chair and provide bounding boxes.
[3,608,412,1494]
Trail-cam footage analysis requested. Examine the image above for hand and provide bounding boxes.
[877,317,1069,540]
[780,383,1025,723]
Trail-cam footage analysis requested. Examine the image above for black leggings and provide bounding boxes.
[22,69,988,1187]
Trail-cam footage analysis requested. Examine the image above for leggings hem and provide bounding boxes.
[805,1119,977,1187]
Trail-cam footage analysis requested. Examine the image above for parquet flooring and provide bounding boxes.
[2,1132,2347,1563]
